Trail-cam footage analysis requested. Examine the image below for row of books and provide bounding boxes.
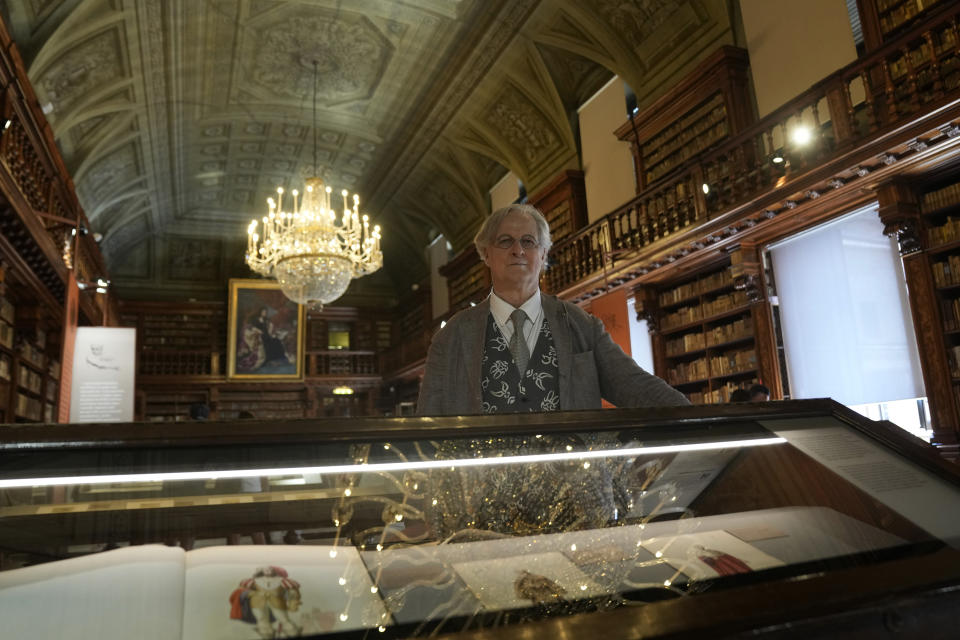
[709,349,757,377]
[660,281,699,307]
[662,293,749,332]
[645,121,728,183]
[706,316,754,347]
[665,317,754,357]
[878,0,927,34]
[922,181,960,213]
[932,256,960,288]
[927,218,960,247]
[687,379,760,405]
[948,345,960,378]
[0,319,12,349]
[941,297,960,332]
[702,290,748,318]
[17,341,45,368]
[668,352,755,385]
[15,392,42,421]
[642,94,724,158]
[666,331,706,356]
[662,305,702,330]
[667,357,708,385]
[658,267,733,307]
[0,295,13,324]
[17,364,42,394]
[685,379,761,404]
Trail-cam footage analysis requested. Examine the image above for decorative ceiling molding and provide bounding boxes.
[6,0,740,299]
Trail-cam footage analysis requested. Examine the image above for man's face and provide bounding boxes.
[482,212,547,293]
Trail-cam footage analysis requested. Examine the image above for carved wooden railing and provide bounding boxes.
[0,21,106,318]
[546,4,960,296]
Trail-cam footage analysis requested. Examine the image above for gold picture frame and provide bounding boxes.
[227,279,304,379]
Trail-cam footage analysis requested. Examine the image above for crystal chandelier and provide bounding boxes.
[244,59,383,309]
[246,179,382,308]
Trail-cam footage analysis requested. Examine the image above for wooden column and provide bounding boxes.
[877,179,960,455]
[730,242,782,399]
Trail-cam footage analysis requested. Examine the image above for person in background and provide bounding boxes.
[749,384,771,402]
[417,204,688,415]
[728,388,751,402]
[188,402,210,421]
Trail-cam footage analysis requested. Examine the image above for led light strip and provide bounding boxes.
[0,437,785,488]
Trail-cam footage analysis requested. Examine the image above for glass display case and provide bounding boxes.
[1,399,959,639]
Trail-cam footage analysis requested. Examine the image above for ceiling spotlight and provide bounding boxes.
[701,183,710,195]
[770,152,785,165]
[790,125,812,146]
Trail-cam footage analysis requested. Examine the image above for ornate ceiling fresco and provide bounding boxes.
[0,0,737,303]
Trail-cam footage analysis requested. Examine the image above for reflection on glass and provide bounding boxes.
[0,418,956,638]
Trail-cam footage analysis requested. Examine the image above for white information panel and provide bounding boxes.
[69,327,136,423]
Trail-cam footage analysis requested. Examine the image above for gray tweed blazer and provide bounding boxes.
[416,294,689,416]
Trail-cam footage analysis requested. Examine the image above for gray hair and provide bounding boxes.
[473,204,553,257]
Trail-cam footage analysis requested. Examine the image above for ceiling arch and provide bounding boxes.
[2,0,740,301]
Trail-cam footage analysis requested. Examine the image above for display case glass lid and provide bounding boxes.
[1,400,959,639]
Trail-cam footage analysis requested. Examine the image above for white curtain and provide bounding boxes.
[768,205,924,405]
[627,296,655,372]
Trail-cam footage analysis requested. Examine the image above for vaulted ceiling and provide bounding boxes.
[0,0,738,304]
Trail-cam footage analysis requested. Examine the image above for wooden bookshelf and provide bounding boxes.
[447,260,488,311]
[0,287,62,423]
[642,92,729,186]
[876,0,947,37]
[920,183,960,420]
[642,257,777,405]
[529,170,588,246]
[140,389,210,423]
[857,0,955,52]
[877,177,960,453]
[120,303,225,377]
[614,47,754,192]
[215,386,310,421]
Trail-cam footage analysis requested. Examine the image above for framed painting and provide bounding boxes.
[227,279,304,379]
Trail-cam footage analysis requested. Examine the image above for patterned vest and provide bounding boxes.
[481,314,560,413]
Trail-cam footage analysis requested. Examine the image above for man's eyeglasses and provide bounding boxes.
[493,235,540,250]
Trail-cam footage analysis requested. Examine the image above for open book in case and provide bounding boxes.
[1,400,959,639]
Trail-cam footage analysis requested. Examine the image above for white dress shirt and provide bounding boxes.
[488,289,544,356]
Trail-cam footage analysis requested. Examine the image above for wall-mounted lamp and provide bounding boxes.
[332,386,354,395]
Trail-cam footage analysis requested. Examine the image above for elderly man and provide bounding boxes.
[417,204,688,415]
